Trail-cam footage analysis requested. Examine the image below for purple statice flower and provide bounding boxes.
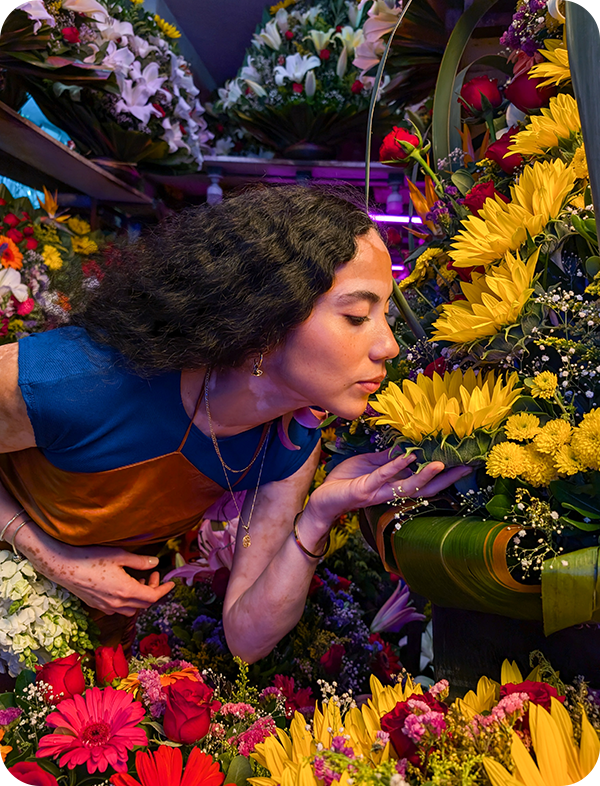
[154,659,197,675]
[0,707,22,725]
[402,709,446,743]
[260,686,284,701]
[425,201,450,226]
[500,0,548,55]
[445,185,459,197]
[192,614,218,632]
[331,735,356,758]
[235,716,277,756]
[206,621,228,653]
[138,668,167,718]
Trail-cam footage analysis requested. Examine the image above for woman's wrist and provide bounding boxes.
[293,501,331,549]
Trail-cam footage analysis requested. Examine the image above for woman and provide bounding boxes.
[0,185,468,663]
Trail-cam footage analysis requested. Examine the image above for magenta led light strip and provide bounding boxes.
[369,213,423,224]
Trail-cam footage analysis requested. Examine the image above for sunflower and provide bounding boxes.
[430,249,538,344]
[504,412,541,441]
[529,38,571,88]
[369,369,522,443]
[508,94,581,157]
[154,14,181,38]
[71,236,98,255]
[486,441,528,479]
[67,216,91,235]
[529,371,558,400]
[450,160,576,268]
[533,419,572,454]
[571,146,588,179]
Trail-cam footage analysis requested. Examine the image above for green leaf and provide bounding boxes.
[486,494,512,519]
[561,502,600,519]
[542,547,600,635]
[450,168,474,195]
[585,255,600,278]
[226,755,254,786]
[559,515,600,532]
[550,480,600,518]
[0,692,16,709]
[15,669,35,694]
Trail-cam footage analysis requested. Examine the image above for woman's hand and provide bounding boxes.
[308,451,472,523]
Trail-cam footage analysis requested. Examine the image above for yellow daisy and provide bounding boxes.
[521,443,558,487]
[486,441,529,479]
[71,236,98,255]
[529,38,571,88]
[508,93,580,157]
[533,419,572,454]
[571,409,600,471]
[67,216,91,235]
[431,249,539,344]
[42,244,63,270]
[504,412,541,441]
[370,369,522,443]
[554,443,584,476]
[529,371,558,400]
[450,160,576,268]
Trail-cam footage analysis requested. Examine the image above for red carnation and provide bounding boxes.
[62,26,80,43]
[380,127,420,167]
[504,73,555,114]
[500,680,565,711]
[25,238,38,251]
[35,652,86,704]
[139,632,171,658]
[4,213,19,228]
[320,643,345,674]
[292,82,303,94]
[463,181,510,215]
[351,80,363,94]
[273,674,314,716]
[459,76,502,115]
[319,48,330,60]
[486,127,523,174]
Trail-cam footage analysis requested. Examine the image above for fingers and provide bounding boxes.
[117,552,161,572]
[415,465,472,498]
[148,571,160,589]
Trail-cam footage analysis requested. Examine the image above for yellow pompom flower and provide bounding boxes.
[154,14,181,37]
[397,247,443,291]
[504,412,541,441]
[572,145,588,179]
[529,371,558,399]
[450,160,577,268]
[430,249,538,344]
[71,236,98,255]
[42,244,63,270]
[508,93,581,158]
[533,419,572,454]
[554,443,584,476]
[520,443,558,487]
[571,409,600,471]
[486,441,528,479]
[67,216,91,235]
[370,369,522,443]
[529,38,571,88]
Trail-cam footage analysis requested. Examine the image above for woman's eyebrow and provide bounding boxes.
[336,290,381,305]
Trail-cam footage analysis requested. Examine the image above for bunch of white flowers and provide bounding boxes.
[0,550,93,677]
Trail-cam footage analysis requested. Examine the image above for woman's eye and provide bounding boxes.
[345,315,370,326]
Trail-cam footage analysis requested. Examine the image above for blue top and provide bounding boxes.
[17,327,320,490]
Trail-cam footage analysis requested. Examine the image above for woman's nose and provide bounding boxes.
[371,320,399,362]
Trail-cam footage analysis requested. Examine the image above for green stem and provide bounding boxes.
[410,150,442,190]
[392,280,427,339]
[484,113,497,143]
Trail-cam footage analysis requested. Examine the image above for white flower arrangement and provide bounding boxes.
[0,550,94,677]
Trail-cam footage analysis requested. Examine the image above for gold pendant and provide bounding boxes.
[243,533,251,548]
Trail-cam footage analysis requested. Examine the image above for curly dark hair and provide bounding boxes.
[72,184,377,372]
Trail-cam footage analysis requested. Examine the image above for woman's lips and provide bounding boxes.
[356,379,384,394]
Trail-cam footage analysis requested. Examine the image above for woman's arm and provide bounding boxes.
[223,446,471,662]
[0,343,37,452]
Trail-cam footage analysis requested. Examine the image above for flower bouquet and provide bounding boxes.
[1,0,210,171]
[215,0,380,159]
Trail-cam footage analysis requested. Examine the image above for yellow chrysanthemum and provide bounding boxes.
[571,409,600,471]
[520,443,558,487]
[71,236,98,255]
[450,160,577,268]
[508,93,580,157]
[533,419,572,454]
[154,14,181,37]
[572,145,588,179]
[370,369,522,443]
[486,441,529,479]
[398,247,443,291]
[530,371,558,399]
[42,244,63,270]
[67,216,91,235]
[554,443,584,476]
[529,38,571,88]
[504,412,541,441]
[431,249,539,344]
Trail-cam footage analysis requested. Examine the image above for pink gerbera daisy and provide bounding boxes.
[36,686,147,774]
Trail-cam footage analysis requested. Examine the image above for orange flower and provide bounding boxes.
[0,728,12,761]
[0,235,23,270]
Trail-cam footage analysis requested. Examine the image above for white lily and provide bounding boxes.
[101,41,135,76]
[61,0,107,21]
[246,79,267,97]
[293,6,322,25]
[0,268,28,303]
[274,8,289,33]
[346,0,368,28]
[115,80,158,124]
[130,61,166,98]
[128,35,158,58]
[218,79,243,110]
[305,69,316,97]
[304,27,335,53]
[19,0,55,32]
[353,38,385,74]
[161,117,188,153]
[336,47,347,78]
[96,18,134,41]
[335,25,364,54]
[253,20,281,51]
[274,52,320,86]
[240,57,261,83]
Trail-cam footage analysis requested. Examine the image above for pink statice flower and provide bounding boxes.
[396,758,408,777]
[0,707,22,725]
[471,692,529,734]
[220,702,256,720]
[331,735,355,758]
[234,716,277,756]
[402,709,447,744]
[137,669,166,718]
[36,687,147,774]
[373,730,389,749]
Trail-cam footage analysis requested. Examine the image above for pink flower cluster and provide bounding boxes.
[429,679,449,699]
[401,698,447,744]
[233,716,277,756]
[331,735,355,758]
[137,669,166,718]
[313,756,342,786]
[220,702,256,719]
[471,692,529,735]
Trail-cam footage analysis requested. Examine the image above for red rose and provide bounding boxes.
[332,575,351,593]
[163,678,219,744]
[292,82,303,94]
[4,213,19,228]
[319,48,330,60]
[320,643,345,674]
[95,644,129,685]
[35,652,86,704]
[486,128,523,174]
[423,358,447,378]
[25,238,38,251]
[381,692,447,764]
[15,297,35,316]
[463,181,510,215]
[22,226,34,236]
[285,30,294,39]
[6,228,23,244]
[211,566,230,599]
[380,127,420,167]
[0,317,8,338]
[308,574,323,596]
[139,632,171,658]
[351,80,364,94]
[500,680,565,711]
[459,76,502,115]
[0,198,5,206]
[369,633,402,682]
[9,762,59,786]
[21,211,30,221]
[62,26,80,43]
[504,73,555,114]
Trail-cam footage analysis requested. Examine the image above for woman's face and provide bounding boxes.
[269,228,399,420]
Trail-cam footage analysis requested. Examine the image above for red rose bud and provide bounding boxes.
[25,238,38,251]
[23,225,34,236]
[139,632,171,658]
[0,198,6,206]
[459,76,502,115]
[308,574,324,596]
[62,26,80,43]
[319,643,346,674]
[16,297,35,316]
[504,73,555,114]
[463,181,510,215]
[386,228,402,246]
[4,213,19,228]
[285,30,294,39]
[35,652,86,703]
[95,644,129,685]
[163,678,219,744]
[292,82,303,94]
[319,48,330,60]
[9,762,59,786]
[423,358,448,378]
[336,25,343,32]
[21,211,30,221]
[6,228,23,244]
[332,575,351,592]
[486,127,523,174]
[351,80,363,94]
[379,126,420,166]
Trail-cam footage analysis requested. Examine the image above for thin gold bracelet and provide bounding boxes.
[292,510,330,560]
[0,509,25,543]
[11,520,31,556]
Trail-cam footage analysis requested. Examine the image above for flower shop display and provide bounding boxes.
[1,0,211,171]
[345,0,600,640]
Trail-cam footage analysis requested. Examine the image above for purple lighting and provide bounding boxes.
[369,213,423,224]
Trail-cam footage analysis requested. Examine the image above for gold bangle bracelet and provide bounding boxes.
[0,509,25,542]
[11,520,31,556]
[292,510,330,560]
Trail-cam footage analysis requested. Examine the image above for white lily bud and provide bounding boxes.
[305,69,316,97]
[336,47,348,79]
[245,79,267,97]
[275,8,289,33]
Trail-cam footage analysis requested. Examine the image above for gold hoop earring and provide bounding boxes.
[251,353,264,377]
